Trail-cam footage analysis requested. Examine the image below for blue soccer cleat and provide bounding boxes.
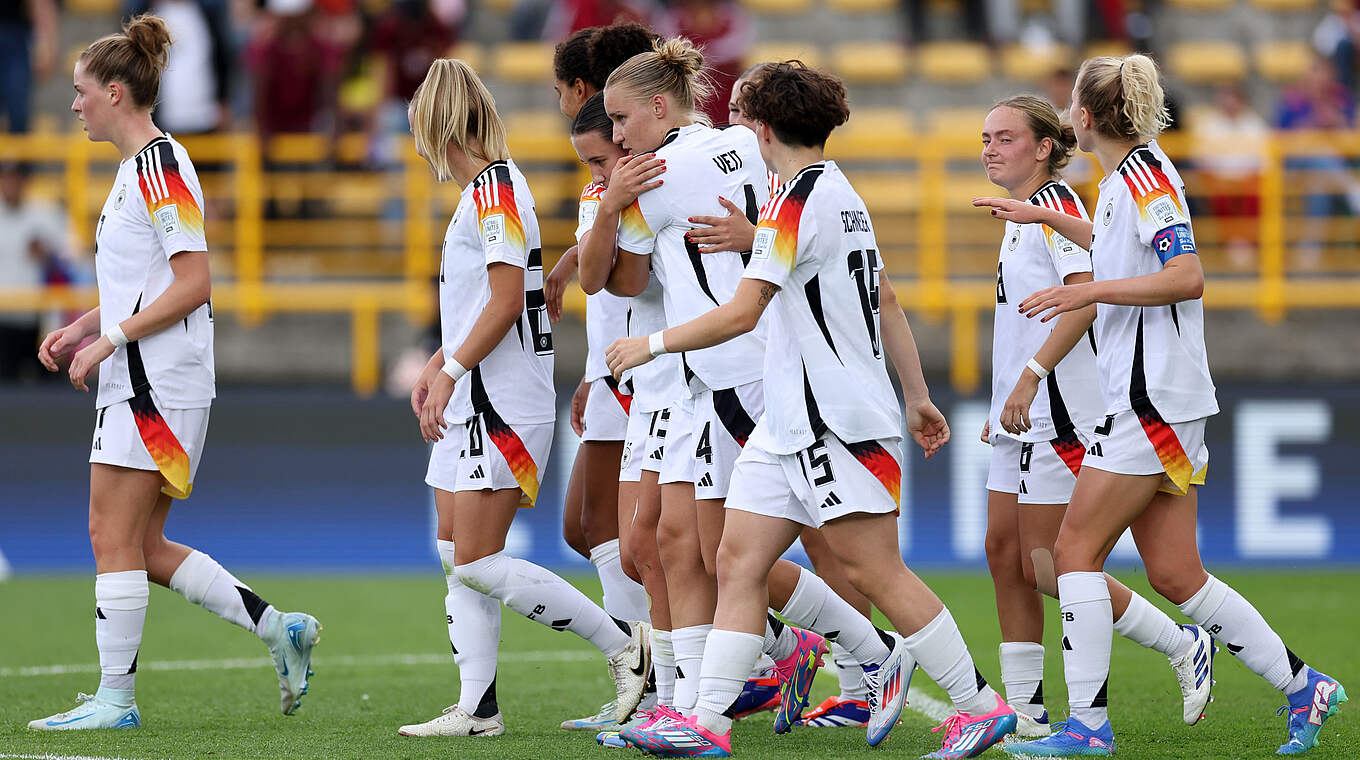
[799,696,871,727]
[731,675,781,720]
[1277,668,1347,755]
[262,610,322,715]
[1003,716,1115,757]
[28,689,141,731]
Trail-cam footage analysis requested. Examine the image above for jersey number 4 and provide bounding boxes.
[847,249,882,358]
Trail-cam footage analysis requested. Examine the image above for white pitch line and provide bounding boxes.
[0,650,597,679]
[906,686,955,723]
[0,754,157,760]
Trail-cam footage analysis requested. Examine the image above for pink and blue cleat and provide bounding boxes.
[772,628,827,734]
[924,693,1018,759]
[620,713,731,758]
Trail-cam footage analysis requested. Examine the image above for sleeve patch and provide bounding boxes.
[1147,195,1184,227]
[155,204,180,236]
[751,226,776,261]
[481,213,506,246]
[578,199,599,230]
[1153,224,1196,264]
[1048,229,1081,258]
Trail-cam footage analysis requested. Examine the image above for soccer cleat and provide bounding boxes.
[598,705,675,748]
[1168,624,1215,725]
[621,713,732,758]
[1277,668,1347,755]
[923,693,1018,759]
[606,620,652,722]
[1002,716,1115,757]
[397,705,505,737]
[731,675,781,720]
[1009,709,1051,739]
[28,690,140,731]
[772,628,826,734]
[865,633,914,746]
[261,610,322,715]
[560,699,618,731]
[799,696,871,727]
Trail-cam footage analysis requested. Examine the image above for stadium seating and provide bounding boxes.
[826,0,897,13]
[1001,42,1074,82]
[832,42,911,84]
[493,42,556,84]
[744,42,825,69]
[915,42,991,84]
[741,0,817,14]
[1256,39,1314,82]
[1168,40,1249,83]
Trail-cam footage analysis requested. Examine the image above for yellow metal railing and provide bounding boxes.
[1,130,1357,396]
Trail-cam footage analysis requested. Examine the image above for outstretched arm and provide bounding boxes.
[999,271,1097,434]
[1019,253,1203,322]
[606,277,775,377]
[973,196,1094,251]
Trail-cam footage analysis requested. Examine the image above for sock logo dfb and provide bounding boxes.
[1310,681,1338,726]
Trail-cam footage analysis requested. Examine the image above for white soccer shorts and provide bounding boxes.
[89,397,210,500]
[426,410,553,506]
[985,430,1088,505]
[725,431,903,528]
[1080,409,1208,496]
[582,376,631,442]
[689,381,764,501]
[659,398,696,486]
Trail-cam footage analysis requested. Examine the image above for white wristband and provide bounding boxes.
[1026,358,1050,380]
[648,331,668,357]
[441,357,468,382]
[105,324,129,349]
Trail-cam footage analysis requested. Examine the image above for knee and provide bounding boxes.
[88,513,131,560]
[1051,528,1101,576]
[453,552,503,595]
[714,540,762,593]
[984,526,1021,578]
[1145,564,1202,605]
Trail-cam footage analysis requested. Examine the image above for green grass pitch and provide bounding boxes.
[1,570,1353,759]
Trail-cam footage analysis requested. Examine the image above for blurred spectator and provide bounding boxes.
[371,1,458,106]
[1193,84,1268,267]
[244,0,345,139]
[124,0,234,134]
[900,0,988,44]
[536,0,651,43]
[1313,0,1360,92]
[0,162,69,382]
[1275,55,1359,267]
[0,0,58,133]
[656,0,750,126]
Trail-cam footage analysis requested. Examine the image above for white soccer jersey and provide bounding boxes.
[94,135,214,410]
[439,159,555,425]
[742,161,902,454]
[1089,141,1218,423]
[989,179,1104,443]
[575,183,632,383]
[615,123,771,393]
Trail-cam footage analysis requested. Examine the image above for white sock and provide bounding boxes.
[902,607,998,716]
[455,552,631,657]
[1114,589,1192,658]
[763,613,798,661]
[651,628,677,706]
[1178,573,1306,694]
[439,540,501,718]
[1057,571,1113,728]
[169,550,275,636]
[589,539,650,622]
[672,624,712,714]
[999,641,1046,719]
[833,644,869,700]
[694,629,764,735]
[95,570,149,692]
[780,567,890,666]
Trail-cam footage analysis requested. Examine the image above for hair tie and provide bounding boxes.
[1119,60,1126,76]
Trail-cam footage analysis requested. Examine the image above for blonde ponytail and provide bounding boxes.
[1076,53,1170,140]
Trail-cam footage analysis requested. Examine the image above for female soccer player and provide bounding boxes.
[976,95,1213,738]
[30,15,320,730]
[397,58,649,739]
[584,39,901,737]
[983,55,1346,756]
[607,61,1015,760]
[547,23,661,731]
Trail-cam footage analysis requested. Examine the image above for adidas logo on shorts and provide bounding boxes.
[697,473,714,488]
[469,465,485,479]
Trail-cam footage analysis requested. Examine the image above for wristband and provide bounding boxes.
[648,331,668,357]
[441,357,468,382]
[105,324,129,349]
[1025,358,1050,380]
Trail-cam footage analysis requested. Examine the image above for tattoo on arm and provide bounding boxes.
[757,283,777,307]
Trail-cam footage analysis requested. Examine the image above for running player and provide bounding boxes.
[606,61,1015,759]
[548,23,662,731]
[30,14,320,730]
[984,54,1346,756]
[976,95,1213,737]
[397,58,649,739]
[584,39,902,738]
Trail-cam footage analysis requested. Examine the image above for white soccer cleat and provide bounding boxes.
[398,705,505,737]
[28,690,140,731]
[560,699,619,731]
[1169,624,1214,725]
[261,610,322,715]
[606,620,652,722]
[1010,709,1052,739]
[865,632,915,747]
